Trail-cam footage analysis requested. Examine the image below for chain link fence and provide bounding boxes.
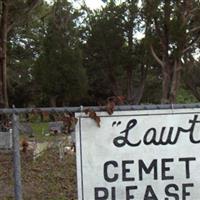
[1,103,200,200]
[0,107,80,200]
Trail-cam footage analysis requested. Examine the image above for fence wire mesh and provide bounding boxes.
[0,110,77,200]
[1,103,200,199]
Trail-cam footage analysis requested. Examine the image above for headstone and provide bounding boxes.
[33,142,49,160]
[19,123,33,136]
[0,131,12,149]
[48,121,64,134]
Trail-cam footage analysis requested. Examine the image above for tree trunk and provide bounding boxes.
[49,96,57,107]
[161,64,171,104]
[134,64,147,104]
[169,60,182,103]
[161,60,182,104]
[0,0,9,108]
[133,80,145,105]
[0,44,4,107]
[126,67,134,102]
[125,1,136,103]
[108,66,121,96]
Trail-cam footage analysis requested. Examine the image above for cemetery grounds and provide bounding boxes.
[0,114,77,200]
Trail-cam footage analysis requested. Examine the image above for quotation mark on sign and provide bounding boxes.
[112,121,122,127]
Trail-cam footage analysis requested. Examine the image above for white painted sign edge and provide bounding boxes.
[75,107,200,200]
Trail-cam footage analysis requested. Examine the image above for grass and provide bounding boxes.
[31,122,49,141]
[1,116,77,199]
[20,122,61,142]
[31,121,65,143]
[0,147,77,200]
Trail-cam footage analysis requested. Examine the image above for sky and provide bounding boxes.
[45,0,143,9]
[84,0,105,9]
[43,0,199,60]
[45,0,145,39]
[45,0,105,9]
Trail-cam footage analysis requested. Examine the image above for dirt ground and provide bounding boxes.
[0,148,77,200]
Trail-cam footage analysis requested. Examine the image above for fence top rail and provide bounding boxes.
[0,103,200,114]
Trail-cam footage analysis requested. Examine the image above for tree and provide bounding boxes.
[142,0,200,103]
[183,59,200,101]
[7,2,50,107]
[121,0,151,104]
[81,1,124,104]
[33,0,88,106]
[83,0,153,104]
[83,1,125,101]
[0,0,41,108]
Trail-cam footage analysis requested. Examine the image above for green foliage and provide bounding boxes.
[33,0,88,106]
[176,88,198,104]
[82,1,126,101]
[7,1,50,107]
[141,71,162,104]
[5,0,200,106]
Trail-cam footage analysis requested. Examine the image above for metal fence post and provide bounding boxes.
[12,111,23,200]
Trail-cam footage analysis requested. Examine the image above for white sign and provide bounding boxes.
[76,108,200,200]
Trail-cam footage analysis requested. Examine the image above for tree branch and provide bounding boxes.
[153,17,168,53]
[7,0,41,33]
[190,26,200,33]
[182,35,200,54]
[150,45,164,68]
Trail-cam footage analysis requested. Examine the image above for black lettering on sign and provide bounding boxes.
[178,115,200,144]
[126,186,137,200]
[143,127,180,145]
[165,184,179,200]
[161,158,174,180]
[122,160,135,181]
[182,183,194,200]
[144,185,158,200]
[113,119,141,147]
[104,161,118,182]
[94,187,108,200]
[179,157,196,179]
[139,160,158,181]
[111,187,116,200]
[113,115,200,148]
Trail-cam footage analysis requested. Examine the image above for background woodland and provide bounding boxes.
[0,0,200,108]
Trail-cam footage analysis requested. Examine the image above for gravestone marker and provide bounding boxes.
[19,123,34,137]
[48,121,64,134]
[0,131,12,149]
